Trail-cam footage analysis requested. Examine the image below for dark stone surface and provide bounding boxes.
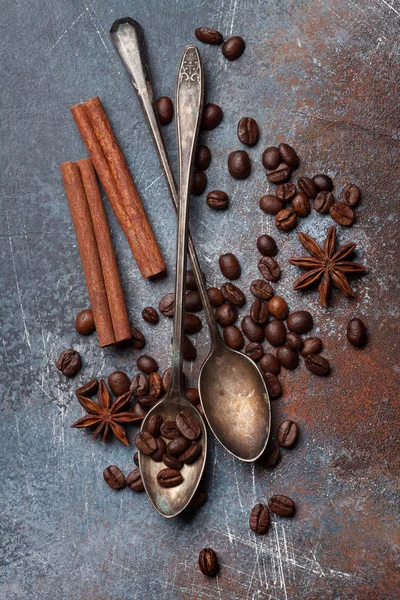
[1,1,399,598]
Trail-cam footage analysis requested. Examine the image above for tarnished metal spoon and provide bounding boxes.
[110,19,271,462]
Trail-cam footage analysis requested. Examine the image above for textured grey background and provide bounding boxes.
[1,1,399,599]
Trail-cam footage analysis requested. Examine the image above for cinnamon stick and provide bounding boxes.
[71,97,166,279]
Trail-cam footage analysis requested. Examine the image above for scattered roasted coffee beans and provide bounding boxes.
[56,349,82,377]
[287,311,313,334]
[250,503,270,534]
[195,145,212,170]
[278,143,298,168]
[277,420,298,448]
[347,318,367,347]
[256,234,277,256]
[137,396,157,409]
[268,296,288,320]
[167,436,190,456]
[219,253,241,279]
[191,169,207,195]
[221,282,245,306]
[301,337,323,356]
[156,96,173,125]
[160,420,180,440]
[265,320,287,346]
[241,316,265,343]
[291,192,310,217]
[262,147,281,170]
[135,431,157,454]
[126,468,144,492]
[250,279,274,301]
[266,163,291,183]
[276,345,299,370]
[184,313,202,335]
[75,308,95,335]
[177,409,202,441]
[108,371,130,396]
[305,354,331,376]
[286,332,304,351]
[275,208,297,231]
[103,465,125,490]
[207,190,229,210]
[260,353,281,375]
[250,300,269,325]
[182,335,197,361]
[130,373,148,396]
[133,452,139,466]
[157,468,184,488]
[298,176,317,198]
[151,437,167,462]
[268,494,295,517]
[132,403,148,419]
[342,183,361,207]
[186,270,205,291]
[199,548,218,577]
[330,202,355,226]
[146,413,163,437]
[314,191,335,214]
[215,303,238,327]
[162,368,171,392]
[185,290,203,312]
[207,287,224,306]
[142,306,159,324]
[260,194,284,215]
[261,442,281,468]
[276,183,297,202]
[202,103,223,129]
[228,150,251,179]
[222,35,245,60]
[130,327,146,349]
[187,489,208,509]
[180,442,202,464]
[75,378,99,397]
[258,256,280,282]
[186,388,200,405]
[237,117,259,146]
[159,293,175,317]
[245,342,264,361]
[137,355,158,374]
[195,27,223,45]
[313,173,333,192]
[148,372,163,398]
[163,454,183,470]
[263,372,282,399]
[223,325,244,349]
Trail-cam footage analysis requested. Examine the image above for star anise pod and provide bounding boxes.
[71,379,140,446]
[289,226,366,307]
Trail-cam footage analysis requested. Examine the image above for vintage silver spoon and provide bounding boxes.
[111,19,270,462]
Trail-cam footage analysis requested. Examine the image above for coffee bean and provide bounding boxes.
[180,442,202,464]
[130,373,149,397]
[268,296,288,320]
[347,318,367,347]
[222,35,245,60]
[250,300,269,325]
[133,451,139,466]
[259,194,284,215]
[287,311,313,334]
[256,234,277,256]
[56,349,81,377]
[250,503,270,534]
[195,27,223,45]
[221,282,245,306]
[265,320,287,346]
[342,183,361,207]
[184,313,202,335]
[277,420,298,448]
[157,468,183,488]
[202,103,223,129]
[186,269,205,291]
[185,290,203,312]
[182,335,197,361]
[131,403,148,419]
[191,169,207,195]
[241,316,265,343]
[142,306,159,324]
[176,409,201,441]
[75,378,99,397]
[162,368,171,392]
[219,253,241,279]
[250,279,274,301]
[275,208,297,231]
[291,192,310,217]
[199,548,218,577]
[330,202,355,226]
[137,355,158,374]
[215,303,238,327]
[108,371,130,396]
[262,147,280,170]
[151,437,167,462]
[261,442,281,468]
[245,342,264,361]
[156,96,173,125]
[314,191,335,214]
[228,150,251,179]
[286,332,304,351]
[313,173,333,192]
[301,337,323,356]
[259,353,280,375]
[268,494,295,517]
[186,388,200,405]
[276,183,297,202]
[195,145,212,170]
[130,327,146,349]
[167,436,191,456]
[298,176,317,198]
[187,489,208,509]
[276,345,299,369]
[305,354,331,376]
[258,256,281,282]
[137,396,157,409]
[237,117,259,146]
[223,325,244,350]
[159,293,175,316]
[207,287,224,306]
[207,190,229,210]
[126,468,144,492]
[162,454,183,470]
[263,372,282,399]
[135,431,157,454]
[266,163,291,183]
[103,465,125,490]
[148,372,163,398]
[145,413,163,437]
[75,308,95,335]
[278,143,298,168]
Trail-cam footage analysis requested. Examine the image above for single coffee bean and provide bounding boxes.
[145,413,163,437]
[108,371,130,396]
[157,468,183,488]
[185,290,203,312]
[241,316,265,343]
[202,103,223,129]
[126,468,144,492]
[287,311,313,334]
[256,234,277,257]
[135,431,157,455]
[276,345,299,369]
[180,442,202,464]
[75,378,99,397]
[182,335,197,361]
[142,306,159,324]
[195,27,223,45]
[259,194,284,215]
[228,150,251,179]
[265,320,287,346]
[258,256,281,282]
[130,326,146,349]
[184,313,202,335]
[176,409,202,441]
[262,146,280,170]
[268,494,295,517]
[278,143,298,168]
[156,96,173,125]
[261,442,281,468]
[250,503,270,534]
[263,372,282,399]
[266,163,291,183]
[305,354,331,376]
[206,189,229,210]
[245,342,264,361]
[159,293,175,317]
[286,332,304,351]
[191,169,207,195]
[151,437,167,462]
[268,296,288,320]
[56,349,81,377]
[291,192,310,217]
[133,451,139,466]
[75,308,95,335]
[131,402,148,419]
[137,355,158,374]
[215,303,238,327]
[221,282,245,306]
[199,548,218,577]
[222,35,245,60]
[347,318,367,347]
[276,183,297,202]
[186,388,200,405]
[162,368,171,392]
[314,191,335,214]
[330,202,355,226]
[207,287,224,306]
[250,279,274,301]
[167,436,191,456]
[219,253,241,280]
[137,395,157,409]
[130,373,149,397]
[237,117,259,146]
[186,270,205,291]
[275,208,297,231]
[162,454,183,470]
[259,353,280,375]
[223,325,244,350]
[301,337,323,356]
[250,300,269,325]
[103,465,125,490]
[298,176,317,198]
[148,372,163,398]
[342,183,361,207]
[313,173,333,192]
[187,489,208,509]
[195,145,212,170]
[277,420,298,448]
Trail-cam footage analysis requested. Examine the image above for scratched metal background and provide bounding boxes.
[1,0,399,598]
